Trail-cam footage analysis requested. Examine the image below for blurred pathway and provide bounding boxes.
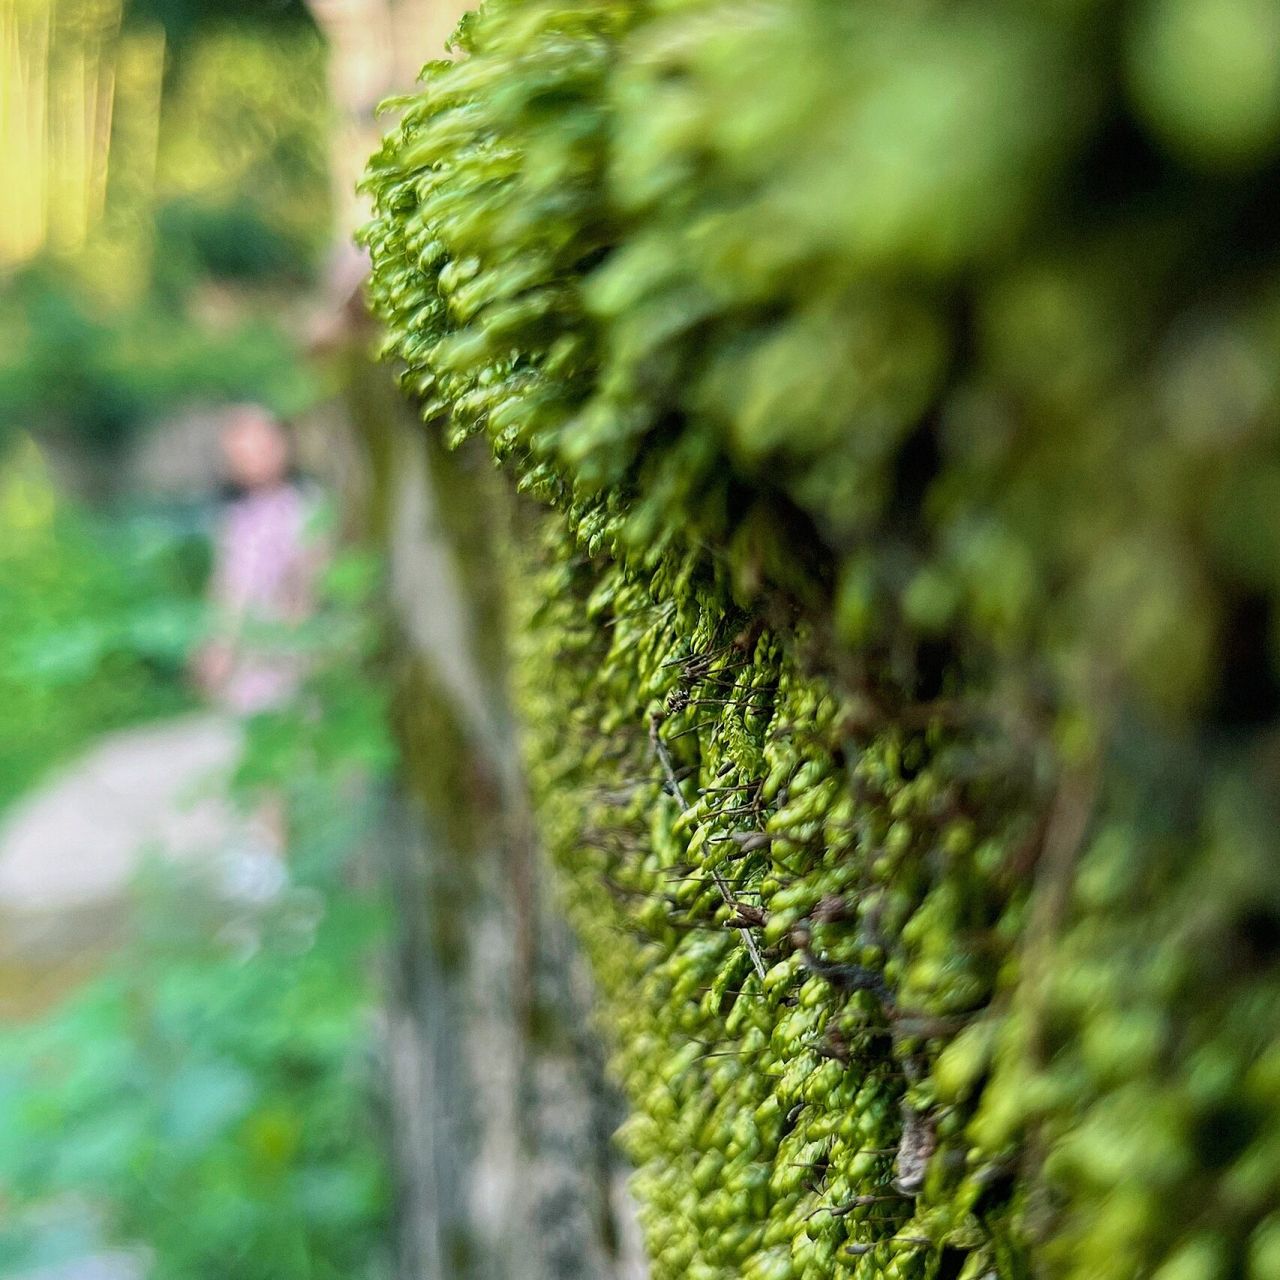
[5,1252,144,1280]
[0,712,244,1279]
[0,711,243,1016]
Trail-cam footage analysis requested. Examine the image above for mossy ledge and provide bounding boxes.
[360,2,1280,1277]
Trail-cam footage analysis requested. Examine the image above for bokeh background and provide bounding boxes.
[0,3,459,1277]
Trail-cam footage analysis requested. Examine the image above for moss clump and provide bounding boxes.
[361,2,1280,1276]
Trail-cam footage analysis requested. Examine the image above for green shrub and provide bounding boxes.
[153,198,314,288]
[361,2,1280,1278]
[0,883,390,1280]
[0,263,317,454]
[0,441,204,810]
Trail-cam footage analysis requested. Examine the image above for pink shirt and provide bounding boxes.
[211,483,320,714]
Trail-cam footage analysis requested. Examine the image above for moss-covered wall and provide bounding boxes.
[361,2,1280,1277]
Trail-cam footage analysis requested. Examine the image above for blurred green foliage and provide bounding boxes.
[152,23,331,266]
[362,2,1280,1278]
[0,533,396,1280]
[0,883,390,1280]
[124,0,315,55]
[0,440,204,810]
[0,265,315,452]
[1,2,330,453]
[153,198,313,289]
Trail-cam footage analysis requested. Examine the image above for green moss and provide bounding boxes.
[361,2,1280,1276]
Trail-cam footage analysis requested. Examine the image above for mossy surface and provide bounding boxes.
[361,2,1280,1276]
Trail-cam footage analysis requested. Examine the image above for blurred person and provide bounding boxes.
[194,405,326,887]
